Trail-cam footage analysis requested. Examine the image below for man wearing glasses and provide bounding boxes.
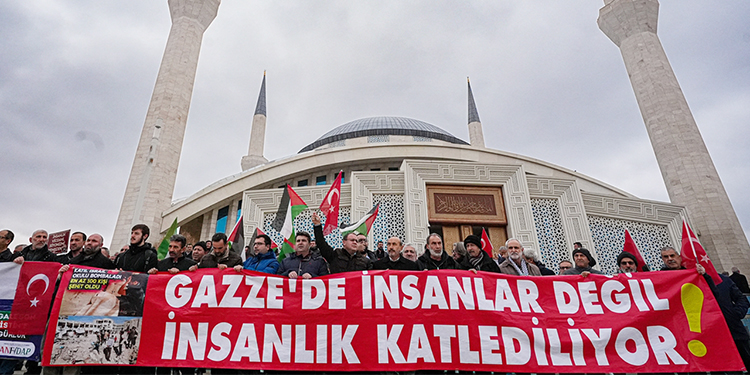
[558,260,573,274]
[312,212,372,274]
[617,252,639,273]
[0,229,14,262]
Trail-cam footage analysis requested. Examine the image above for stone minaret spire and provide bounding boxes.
[112,0,220,248]
[241,72,269,170]
[598,0,750,271]
[467,78,485,147]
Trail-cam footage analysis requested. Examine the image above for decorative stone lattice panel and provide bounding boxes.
[581,192,687,247]
[263,207,352,249]
[588,215,673,275]
[531,198,569,273]
[527,176,596,257]
[401,160,539,252]
[350,172,405,247]
[371,194,406,246]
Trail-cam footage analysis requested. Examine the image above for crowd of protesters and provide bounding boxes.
[1,218,750,374]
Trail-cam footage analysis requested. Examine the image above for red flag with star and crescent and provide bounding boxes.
[480,228,493,257]
[623,229,649,272]
[8,261,61,335]
[681,220,722,285]
[319,170,343,235]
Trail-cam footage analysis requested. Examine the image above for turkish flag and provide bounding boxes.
[681,221,722,285]
[319,171,343,235]
[623,229,649,272]
[480,228,493,257]
[8,261,61,335]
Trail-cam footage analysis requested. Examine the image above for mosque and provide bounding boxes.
[111,0,750,275]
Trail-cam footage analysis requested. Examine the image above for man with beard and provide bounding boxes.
[497,239,541,276]
[563,247,602,275]
[277,231,329,278]
[312,212,371,273]
[149,234,196,274]
[356,233,377,261]
[417,233,457,270]
[460,235,501,273]
[191,233,242,270]
[374,240,386,260]
[59,234,115,271]
[617,251,639,273]
[13,229,56,264]
[373,237,419,270]
[114,224,157,273]
[56,231,86,264]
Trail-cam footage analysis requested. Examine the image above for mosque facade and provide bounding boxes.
[112,0,750,274]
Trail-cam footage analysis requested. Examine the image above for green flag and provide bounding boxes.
[157,217,179,260]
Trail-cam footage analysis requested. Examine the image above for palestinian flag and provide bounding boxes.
[157,217,179,260]
[340,203,379,236]
[271,184,307,261]
[228,215,244,257]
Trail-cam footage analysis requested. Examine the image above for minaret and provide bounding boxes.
[467,78,485,148]
[598,0,750,271]
[241,72,269,170]
[112,0,220,248]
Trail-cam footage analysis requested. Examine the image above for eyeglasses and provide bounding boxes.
[559,266,571,270]
[357,239,367,243]
[508,246,521,249]
[620,261,635,265]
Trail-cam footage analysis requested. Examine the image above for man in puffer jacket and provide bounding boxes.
[235,234,279,274]
[277,231,329,278]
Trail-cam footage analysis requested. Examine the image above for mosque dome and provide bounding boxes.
[299,116,469,152]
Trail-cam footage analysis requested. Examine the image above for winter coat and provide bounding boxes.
[314,225,372,274]
[498,259,541,276]
[277,252,329,277]
[373,256,420,271]
[459,252,501,273]
[417,251,457,270]
[114,242,157,273]
[199,249,243,269]
[69,251,116,269]
[16,244,56,262]
[156,255,196,272]
[243,251,280,274]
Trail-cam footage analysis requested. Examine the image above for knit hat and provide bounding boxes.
[571,247,596,267]
[464,235,482,252]
[617,251,638,267]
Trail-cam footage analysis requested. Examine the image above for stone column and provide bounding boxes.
[112,0,220,248]
[467,78,485,148]
[241,72,269,170]
[598,0,750,271]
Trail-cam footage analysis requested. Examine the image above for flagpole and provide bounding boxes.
[686,222,698,261]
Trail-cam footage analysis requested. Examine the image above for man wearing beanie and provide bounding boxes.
[563,248,602,275]
[458,235,500,273]
[617,251,638,273]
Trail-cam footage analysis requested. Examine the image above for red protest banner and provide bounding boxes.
[44,268,744,373]
[47,229,70,255]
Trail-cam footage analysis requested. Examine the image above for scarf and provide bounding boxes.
[509,257,530,276]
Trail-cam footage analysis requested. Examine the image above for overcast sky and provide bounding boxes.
[2,1,748,248]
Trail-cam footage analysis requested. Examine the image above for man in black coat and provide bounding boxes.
[373,237,419,271]
[148,234,196,274]
[13,229,56,264]
[730,267,750,294]
[114,224,157,273]
[417,233,457,270]
[459,235,500,273]
[277,231,329,278]
[312,212,371,274]
[56,231,86,264]
[0,229,15,263]
[66,234,115,270]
